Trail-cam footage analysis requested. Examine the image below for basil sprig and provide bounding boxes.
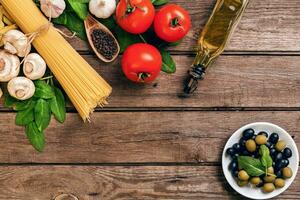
[238,145,275,177]
[4,80,66,152]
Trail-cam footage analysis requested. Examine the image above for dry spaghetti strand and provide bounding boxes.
[1,0,112,121]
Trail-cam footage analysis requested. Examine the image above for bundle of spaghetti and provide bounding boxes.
[1,0,112,121]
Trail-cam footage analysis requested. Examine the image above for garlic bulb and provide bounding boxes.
[0,51,20,82]
[40,0,66,18]
[89,0,116,19]
[3,30,31,57]
[8,77,35,100]
[23,53,47,80]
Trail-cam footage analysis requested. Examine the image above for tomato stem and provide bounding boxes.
[170,17,180,27]
[138,72,151,81]
[138,34,147,43]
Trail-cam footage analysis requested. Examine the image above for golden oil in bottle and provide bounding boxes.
[184,0,249,94]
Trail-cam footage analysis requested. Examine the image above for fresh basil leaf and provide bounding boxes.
[259,145,273,168]
[67,0,88,20]
[25,122,45,152]
[4,93,19,108]
[152,0,169,6]
[167,40,182,46]
[13,99,34,111]
[53,11,87,40]
[160,49,176,73]
[50,87,66,123]
[99,16,117,30]
[15,103,35,126]
[114,26,142,53]
[238,156,265,177]
[34,80,55,99]
[35,99,51,132]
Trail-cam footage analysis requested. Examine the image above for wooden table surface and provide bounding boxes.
[1,0,300,199]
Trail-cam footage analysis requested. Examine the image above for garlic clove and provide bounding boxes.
[7,76,35,100]
[40,0,66,18]
[0,50,20,82]
[23,53,47,80]
[89,0,116,19]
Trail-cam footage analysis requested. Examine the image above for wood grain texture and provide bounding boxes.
[67,55,300,108]
[64,0,300,52]
[0,111,298,163]
[0,166,298,200]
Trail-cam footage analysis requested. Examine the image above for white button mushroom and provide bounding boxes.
[0,50,20,82]
[3,30,31,57]
[8,77,35,100]
[40,0,66,19]
[23,53,47,80]
[89,0,116,19]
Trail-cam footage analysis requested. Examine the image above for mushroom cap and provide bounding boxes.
[7,76,35,100]
[0,50,20,82]
[3,29,31,57]
[23,53,47,80]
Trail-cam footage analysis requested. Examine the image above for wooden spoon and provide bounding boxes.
[84,15,120,63]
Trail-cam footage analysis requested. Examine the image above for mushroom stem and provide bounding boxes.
[24,61,34,73]
[16,89,25,98]
[0,59,5,71]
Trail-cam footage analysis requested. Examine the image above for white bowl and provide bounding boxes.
[222,122,299,199]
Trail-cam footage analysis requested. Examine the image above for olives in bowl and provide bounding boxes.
[222,122,299,199]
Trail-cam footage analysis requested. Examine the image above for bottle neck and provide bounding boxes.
[193,47,215,69]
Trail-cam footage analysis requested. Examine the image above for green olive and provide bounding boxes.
[238,170,249,181]
[250,177,261,185]
[246,139,256,152]
[267,167,274,174]
[263,183,275,193]
[255,135,267,145]
[264,175,276,183]
[282,167,293,179]
[274,178,285,188]
[238,180,248,187]
[275,140,286,152]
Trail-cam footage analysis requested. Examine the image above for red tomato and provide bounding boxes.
[154,4,191,42]
[116,0,155,34]
[121,43,162,83]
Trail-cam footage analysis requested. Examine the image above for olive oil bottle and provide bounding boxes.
[184,0,249,94]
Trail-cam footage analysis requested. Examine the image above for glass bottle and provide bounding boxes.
[184,0,249,94]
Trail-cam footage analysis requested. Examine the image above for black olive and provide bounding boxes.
[233,143,242,152]
[241,150,251,156]
[232,170,239,178]
[256,181,264,188]
[252,150,260,158]
[275,160,285,171]
[226,148,235,157]
[232,153,239,160]
[270,148,277,157]
[269,133,279,144]
[282,159,289,167]
[229,160,238,171]
[243,128,255,140]
[275,152,283,162]
[283,148,292,158]
[239,138,247,147]
[276,170,283,178]
[266,141,273,148]
[258,131,268,138]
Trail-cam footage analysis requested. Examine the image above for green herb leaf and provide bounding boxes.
[67,0,88,20]
[25,122,45,152]
[53,11,87,40]
[50,87,66,123]
[34,80,55,99]
[114,26,142,53]
[35,99,51,132]
[238,156,265,177]
[259,145,273,168]
[151,0,169,6]
[13,99,33,111]
[4,93,19,108]
[15,103,35,126]
[160,49,176,73]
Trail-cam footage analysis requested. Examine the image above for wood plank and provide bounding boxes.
[0,165,298,200]
[88,55,300,108]
[64,0,300,52]
[0,111,299,163]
